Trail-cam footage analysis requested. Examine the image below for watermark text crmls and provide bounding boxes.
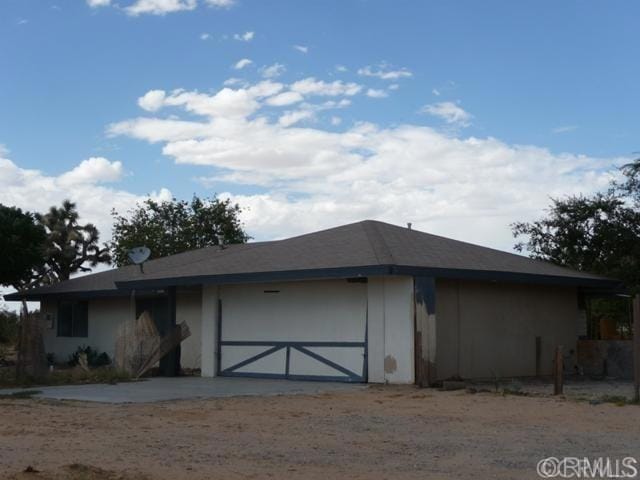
[537,457,638,479]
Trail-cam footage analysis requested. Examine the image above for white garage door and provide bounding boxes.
[218,280,368,382]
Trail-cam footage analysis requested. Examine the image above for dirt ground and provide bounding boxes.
[0,385,638,480]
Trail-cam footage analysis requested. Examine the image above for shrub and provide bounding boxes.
[0,309,19,345]
[68,345,111,368]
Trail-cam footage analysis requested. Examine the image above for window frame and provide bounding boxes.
[56,300,89,338]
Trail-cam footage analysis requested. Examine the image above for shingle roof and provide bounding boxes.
[6,220,618,300]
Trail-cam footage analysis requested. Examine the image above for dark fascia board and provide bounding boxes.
[391,265,623,290]
[3,289,129,302]
[7,263,622,301]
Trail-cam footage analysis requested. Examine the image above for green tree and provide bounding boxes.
[618,157,640,204]
[0,204,47,290]
[512,192,640,291]
[35,200,111,284]
[110,195,250,266]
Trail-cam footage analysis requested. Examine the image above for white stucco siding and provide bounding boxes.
[40,290,203,369]
[40,297,131,364]
[435,279,578,380]
[366,276,415,384]
[217,280,368,379]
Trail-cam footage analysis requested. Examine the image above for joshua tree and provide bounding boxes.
[34,200,111,284]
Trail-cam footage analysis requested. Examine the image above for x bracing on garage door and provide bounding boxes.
[217,313,368,382]
[219,339,368,382]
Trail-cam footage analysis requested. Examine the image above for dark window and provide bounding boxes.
[57,301,88,338]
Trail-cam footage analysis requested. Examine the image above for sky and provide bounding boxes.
[1,0,638,257]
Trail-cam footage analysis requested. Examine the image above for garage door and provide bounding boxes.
[218,280,368,382]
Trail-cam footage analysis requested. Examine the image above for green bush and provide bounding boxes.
[0,309,19,345]
[67,345,111,368]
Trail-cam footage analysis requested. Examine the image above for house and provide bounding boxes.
[5,220,620,385]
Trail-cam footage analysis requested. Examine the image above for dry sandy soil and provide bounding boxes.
[0,385,638,480]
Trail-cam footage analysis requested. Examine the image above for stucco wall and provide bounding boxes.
[367,276,414,384]
[40,290,202,369]
[435,279,578,380]
[40,297,131,365]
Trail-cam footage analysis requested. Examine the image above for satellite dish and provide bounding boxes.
[128,246,151,272]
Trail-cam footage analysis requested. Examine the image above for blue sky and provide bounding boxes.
[0,0,638,248]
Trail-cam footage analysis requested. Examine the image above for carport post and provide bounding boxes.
[633,294,640,403]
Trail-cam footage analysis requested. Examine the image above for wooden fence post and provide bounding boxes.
[554,345,563,395]
[535,336,542,378]
[633,295,640,403]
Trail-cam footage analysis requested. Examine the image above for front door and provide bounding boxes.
[135,295,179,376]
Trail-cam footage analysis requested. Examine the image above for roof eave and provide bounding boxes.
[6,264,623,302]
[392,265,622,290]
[3,289,129,302]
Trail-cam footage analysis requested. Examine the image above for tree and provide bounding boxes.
[512,192,640,291]
[110,195,250,266]
[35,200,111,284]
[618,157,640,204]
[0,309,19,345]
[0,205,47,290]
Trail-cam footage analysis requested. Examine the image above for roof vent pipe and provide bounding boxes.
[407,222,412,230]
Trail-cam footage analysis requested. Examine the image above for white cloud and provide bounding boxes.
[421,101,472,127]
[233,58,252,70]
[330,116,342,126]
[204,0,235,7]
[432,88,441,96]
[335,65,348,72]
[125,0,197,16]
[358,64,412,80]
[89,0,236,15]
[278,110,314,127]
[87,0,111,7]
[138,89,167,112]
[223,77,245,87]
[200,33,210,40]
[290,78,361,96]
[110,79,623,249]
[553,125,578,134]
[388,84,400,91]
[366,88,388,99]
[293,45,309,54]
[233,31,254,42]
[130,81,284,121]
[266,91,304,107]
[58,157,124,186]
[0,151,171,243]
[260,63,286,79]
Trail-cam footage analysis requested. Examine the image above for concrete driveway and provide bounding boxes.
[0,376,363,403]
